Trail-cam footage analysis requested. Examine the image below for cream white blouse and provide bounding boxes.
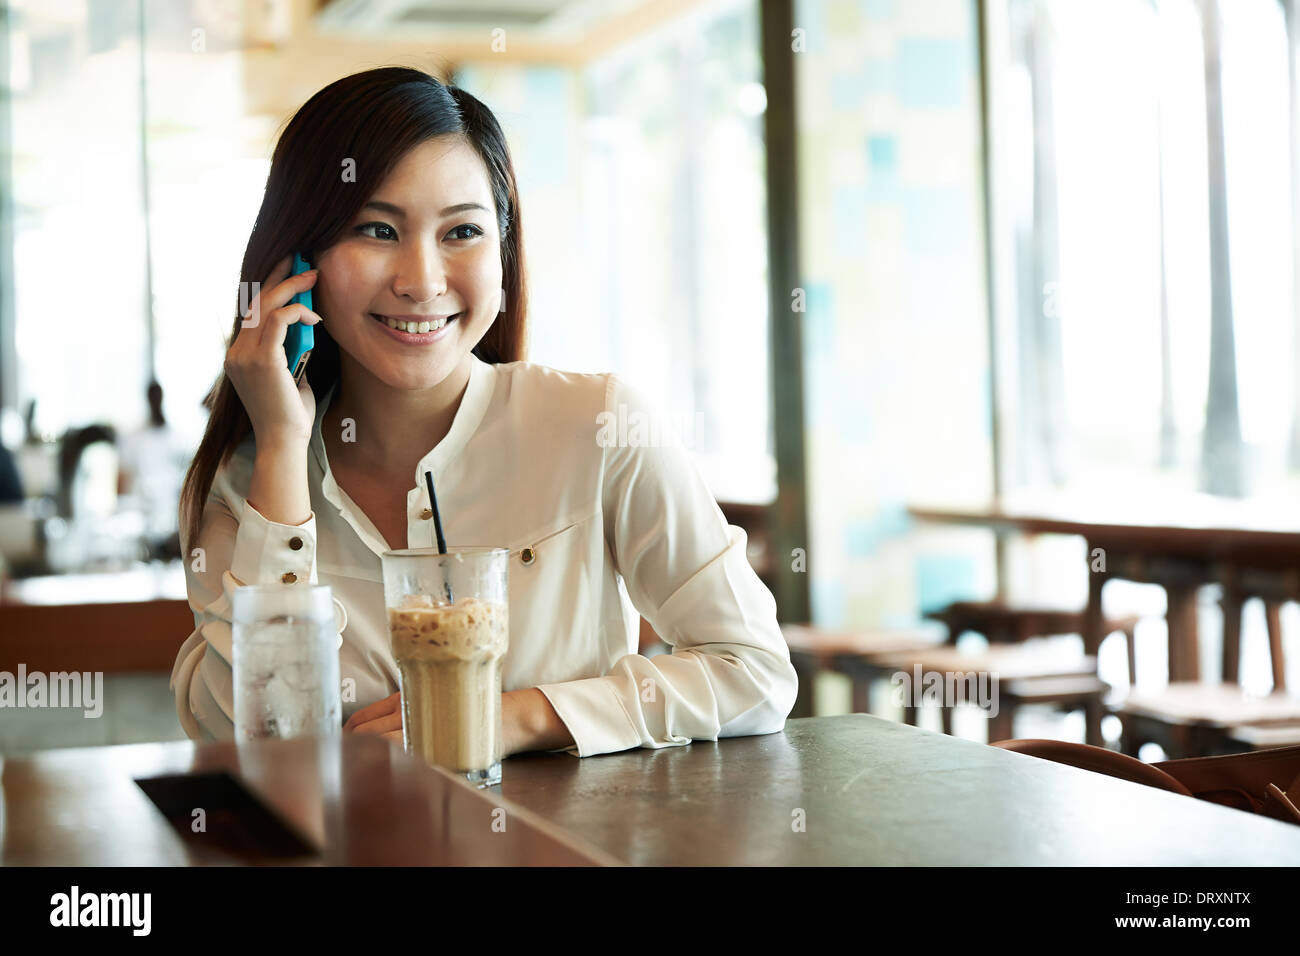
[169,355,798,757]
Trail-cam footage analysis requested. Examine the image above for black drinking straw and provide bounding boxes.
[424,470,453,602]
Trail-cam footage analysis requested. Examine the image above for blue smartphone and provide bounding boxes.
[285,251,315,385]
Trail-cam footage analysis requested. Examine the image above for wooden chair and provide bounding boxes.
[1000,739,1300,826]
[991,738,1194,797]
[1113,587,1300,758]
[992,674,1113,746]
[928,601,1142,679]
[905,600,1141,745]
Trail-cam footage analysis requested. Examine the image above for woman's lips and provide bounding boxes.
[369,312,459,344]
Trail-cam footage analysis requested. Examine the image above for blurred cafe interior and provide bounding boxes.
[3,0,1300,781]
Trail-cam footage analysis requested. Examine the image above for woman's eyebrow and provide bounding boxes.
[361,200,490,217]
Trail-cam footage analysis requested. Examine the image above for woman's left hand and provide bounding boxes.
[343,692,402,742]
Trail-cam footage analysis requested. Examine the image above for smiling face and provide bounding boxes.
[313,135,504,391]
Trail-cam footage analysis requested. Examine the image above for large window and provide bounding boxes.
[983,0,1300,699]
[8,3,152,436]
[988,0,1298,502]
[5,0,252,450]
[575,0,774,503]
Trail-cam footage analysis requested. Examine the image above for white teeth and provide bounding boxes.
[379,314,454,334]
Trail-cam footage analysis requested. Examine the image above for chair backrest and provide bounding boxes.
[1154,745,1300,823]
[992,738,1195,797]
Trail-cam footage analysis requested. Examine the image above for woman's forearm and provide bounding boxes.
[247,439,312,526]
[505,688,575,755]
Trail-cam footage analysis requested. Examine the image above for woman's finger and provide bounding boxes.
[247,271,318,346]
[344,692,401,731]
[350,712,403,736]
[238,254,294,334]
[349,690,401,721]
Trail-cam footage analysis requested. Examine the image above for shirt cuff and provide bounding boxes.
[230,499,318,586]
[535,677,643,758]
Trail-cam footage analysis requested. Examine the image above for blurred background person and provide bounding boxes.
[0,439,21,504]
[116,380,186,561]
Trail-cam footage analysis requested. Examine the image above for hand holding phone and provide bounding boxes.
[223,253,321,452]
[285,252,315,385]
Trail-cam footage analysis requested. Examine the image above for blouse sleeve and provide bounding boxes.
[169,450,337,742]
[535,375,798,757]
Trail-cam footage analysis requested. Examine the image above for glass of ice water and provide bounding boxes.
[232,584,341,741]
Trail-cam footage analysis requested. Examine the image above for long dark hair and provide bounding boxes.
[179,67,528,550]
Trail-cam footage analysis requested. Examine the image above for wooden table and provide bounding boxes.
[501,715,1300,864]
[7,716,1298,865]
[0,733,619,866]
[909,495,1300,684]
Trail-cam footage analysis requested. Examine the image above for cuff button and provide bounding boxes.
[282,571,298,584]
[520,547,536,566]
[289,537,304,551]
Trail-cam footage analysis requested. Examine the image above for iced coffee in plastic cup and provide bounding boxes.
[381,548,509,788]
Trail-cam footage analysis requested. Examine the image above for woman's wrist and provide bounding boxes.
[504,688,575,755]
[254,427,312,457]
[248,441,311,526]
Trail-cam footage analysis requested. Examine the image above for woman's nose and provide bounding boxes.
[392,243,447,302]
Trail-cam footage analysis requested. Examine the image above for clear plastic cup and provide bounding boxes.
[232,584,341,741]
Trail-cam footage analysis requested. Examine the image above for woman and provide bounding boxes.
[171,66,796,757]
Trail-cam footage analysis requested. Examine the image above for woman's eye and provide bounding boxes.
[356,222,397,240]
[448,224,483,241]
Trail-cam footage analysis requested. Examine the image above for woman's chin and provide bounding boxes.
[373,361,461,392]
[336,334,475,391]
